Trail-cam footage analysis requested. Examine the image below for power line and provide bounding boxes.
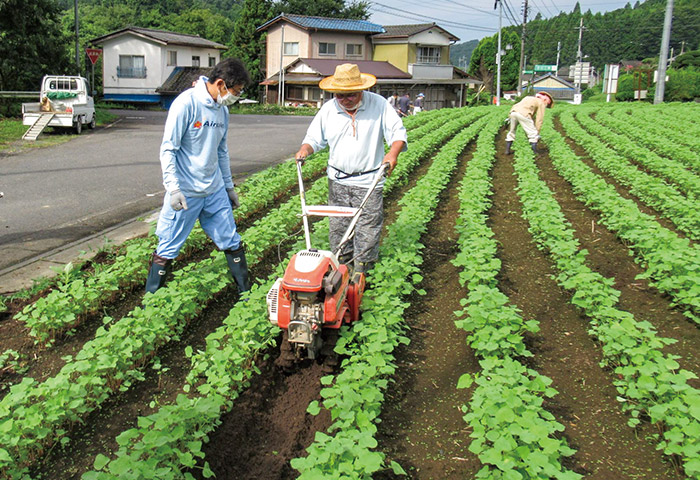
[370,3,498,32]
[502,0,521,25]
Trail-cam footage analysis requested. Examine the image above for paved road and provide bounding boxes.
[0,110,313,272]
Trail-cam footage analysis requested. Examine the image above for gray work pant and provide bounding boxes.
[328,179,383,271]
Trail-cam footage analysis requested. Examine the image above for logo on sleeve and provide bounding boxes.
[193,121,202,129]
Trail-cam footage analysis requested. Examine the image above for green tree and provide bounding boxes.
[0,0,71,97]
[468,31,520,94]
[276,0,369,19]
[228,0,276,96]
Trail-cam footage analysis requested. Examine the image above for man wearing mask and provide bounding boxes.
[294,64,407,274]
[146,58,250,295]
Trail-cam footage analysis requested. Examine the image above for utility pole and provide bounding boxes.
[496,0,502,106]
[654,0,674,104]
[575,17,585,96]
[555,41,561,71]
[278,22,285,105]
[74,0,80,74]
[517,0,528,96]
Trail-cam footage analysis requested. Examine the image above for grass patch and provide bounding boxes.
[0,107,117,154]
[228,103,318,116]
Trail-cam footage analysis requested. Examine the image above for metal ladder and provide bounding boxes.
[22,113,55,141]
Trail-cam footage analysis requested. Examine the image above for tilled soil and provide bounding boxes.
[3,114,697,479]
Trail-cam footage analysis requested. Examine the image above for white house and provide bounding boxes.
[90,27,227,104]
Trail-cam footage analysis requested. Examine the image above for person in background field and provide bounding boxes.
[294,63,407,274]
[505,91,553,155]
[146,58,251,295]
[397,92,411,117]
[388,92,398,110]
[413,92,425,114]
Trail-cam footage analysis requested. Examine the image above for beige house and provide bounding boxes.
[257,15,481,108]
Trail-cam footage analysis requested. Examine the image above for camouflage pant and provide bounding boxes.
[328,179,384,272]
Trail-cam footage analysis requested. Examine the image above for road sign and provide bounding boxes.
[534,64,557,72]
[86,48,102,65]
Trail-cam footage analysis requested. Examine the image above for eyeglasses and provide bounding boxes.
[224,84,245,96]
[334,92,361,99]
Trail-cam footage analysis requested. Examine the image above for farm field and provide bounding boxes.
[0,102,699,480]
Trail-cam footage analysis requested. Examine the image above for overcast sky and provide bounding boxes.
[367,0,640,42]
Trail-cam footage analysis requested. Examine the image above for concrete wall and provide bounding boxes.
[373,44,410,71]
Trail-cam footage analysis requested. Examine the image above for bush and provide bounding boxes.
[615,72,653,101]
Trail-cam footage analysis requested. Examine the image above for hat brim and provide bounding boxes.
[537,91,554,108]
[319,73,376,92]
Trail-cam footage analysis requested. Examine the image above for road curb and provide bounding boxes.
[0,210,159,295]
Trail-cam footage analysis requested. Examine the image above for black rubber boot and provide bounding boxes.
[145,253,172,294]
[225,244,249,294]
[531,142,538,154]
[355,260,375,274]
[505,141,513,155]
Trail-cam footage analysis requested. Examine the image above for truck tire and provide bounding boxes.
[88,115,96,129]
[74,119,82,135]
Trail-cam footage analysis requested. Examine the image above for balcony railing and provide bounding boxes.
[117,66,147,78]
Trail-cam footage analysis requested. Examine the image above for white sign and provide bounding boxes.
[603,64,619,94]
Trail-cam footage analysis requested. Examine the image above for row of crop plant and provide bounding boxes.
[9,106,468,350]
[511,133,700,479]
[572,109,700,198]
[610,104,700,156]
[291,111,496,478]
[557,110,699,240]
[12,153,331,346]
[0,173,335,479]
[540,115,700,325]
[451,115,581,480]
[72,108,484,480]
[594,109,699,173]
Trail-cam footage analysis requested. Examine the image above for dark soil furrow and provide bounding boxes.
[533,145,700,384]
[490,131,677,480]
[551,114,688,241]
[376,145,482,480]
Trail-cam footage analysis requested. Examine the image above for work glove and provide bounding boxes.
[227,187,240,209]
[169,189,188,211]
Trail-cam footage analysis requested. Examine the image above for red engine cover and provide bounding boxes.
[282,251,333,292]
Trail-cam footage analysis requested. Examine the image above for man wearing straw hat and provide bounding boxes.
[294,63,407,274]
[504,90,553,155]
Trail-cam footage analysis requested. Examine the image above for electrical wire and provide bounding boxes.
[370,2,498,32]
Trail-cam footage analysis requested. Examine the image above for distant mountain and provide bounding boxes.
[450,39,479,69]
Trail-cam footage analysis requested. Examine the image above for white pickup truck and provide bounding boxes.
[22,75,96,139]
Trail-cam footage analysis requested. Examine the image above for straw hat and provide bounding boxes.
[319,63,376,92]
[536,91,554,108]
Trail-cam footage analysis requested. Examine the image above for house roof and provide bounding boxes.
[294,58,412,78]
[531,73,575,89]
[262,58,411,85]
[156,67,213,95]
[373,23,459,42]
[257,14,385,34]
[90,27,227,50]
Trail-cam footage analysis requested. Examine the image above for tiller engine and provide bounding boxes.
[267,159,386,366]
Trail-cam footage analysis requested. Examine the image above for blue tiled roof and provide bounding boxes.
[258,14,385,33]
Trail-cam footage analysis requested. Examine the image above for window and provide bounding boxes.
[167,50,177,66]
[309,87,322,101]
[209,56,216,67]
[417,46,441,64]
[346,44,363,56]
[283,42,299,55]
[319,42,336,55]
[117,55,146,78]
[192,56,200,67]
[288,85,304,99]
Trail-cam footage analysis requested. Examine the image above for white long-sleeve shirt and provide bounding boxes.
[159,76,234,197]
[302,91,407,188]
